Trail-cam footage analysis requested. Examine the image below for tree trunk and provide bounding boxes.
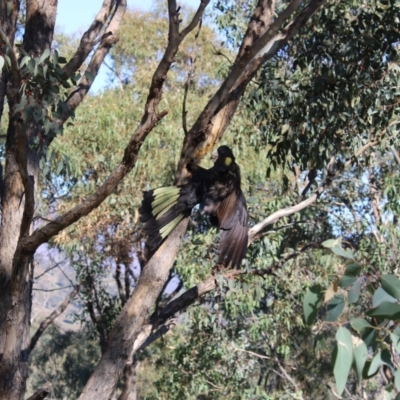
[118,360,140,400]
[0,2,57,399]
[78,222,188,399]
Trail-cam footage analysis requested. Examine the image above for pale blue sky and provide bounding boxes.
[56,0,204,92]
[57,0,202,34]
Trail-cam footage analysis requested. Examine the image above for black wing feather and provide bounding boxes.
[217,191,248,267]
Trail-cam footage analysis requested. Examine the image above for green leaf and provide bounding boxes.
[348,280,361,304]
[350,318,372,334]
[0,56,5,71]
[85,71,94,83]
[367,301,400,319]
[303,284,323,326]
[373,288,397,307]
[26,58,35,73]
[340,275,357,288]
[43,64,48,78]
[56,160,64,175]
[391,333,400,353]
[381,274,400,300]
[326,295,345,322]
[19,55,30,68]
[4,54,11,67]
[39,48,50,64]
[352,337,367,382]
[395,369,400,392]
[368,350,383,376]
[331,245,354,259]
[367,349,392,377]
[334,327,353,395]
[322,238,341,248]
[362,327,378,348]
[345,263,362,276]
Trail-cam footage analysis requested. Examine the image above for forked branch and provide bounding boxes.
[24,2,209,255]
[63,0,122,78]
[136,139,382,347]
[64,0,127,116]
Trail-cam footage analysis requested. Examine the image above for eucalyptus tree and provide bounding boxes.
[0,1,127,399]
[7,0,398,398]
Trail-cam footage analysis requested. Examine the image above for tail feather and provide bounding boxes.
[140,185,197,250]
[153,193,180,218]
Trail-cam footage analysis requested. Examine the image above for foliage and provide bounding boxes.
[23,1,400,399]
[27,325,100,399]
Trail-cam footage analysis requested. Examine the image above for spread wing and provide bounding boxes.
[216,190,248,267]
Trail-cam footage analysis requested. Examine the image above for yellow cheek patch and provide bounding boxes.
[224,157,232,166]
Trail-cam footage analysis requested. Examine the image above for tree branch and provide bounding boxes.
[235,0,277,61]
[135,139,383,347]
[23,1,211,256]
[391,146,400,166]
[248,156,335,242]
[64,0,127,116]
[202,0,305,121]
[15,122,35,239]
[77,3,211,397]
[22,109,167,254]
[182,19,202,135]
[139,242,318,344]
[62,0,117,78]
[180,0,209,38]
[26,383,51,400]
[176,0,326,182]
[28,286,79,355]
[249,138,382,241]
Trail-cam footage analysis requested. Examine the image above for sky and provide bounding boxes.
[56,0,203,92]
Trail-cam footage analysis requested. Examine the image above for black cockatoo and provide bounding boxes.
[139,146,248,267]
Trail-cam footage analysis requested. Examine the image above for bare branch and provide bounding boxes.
[63,0,117,78]
[391,146,400,165]
[64,0,127,116]
[118,359,140,400]
[168,0,179,39]
[34,258,68,280]
[273,356,300,391]
[241,0,325,80]
[177,0,326,180]
[249,156,335,241]
[23,109,167,253]
[32,285,74,292]
[368,167,382,235]
[205,0,305,118]
[28,287,79,355]
[236,0,277,61]
[15,123,35,239]
[182,19,202,135]
[24,1,211,256]
[249,137,382,241]
[301,168,318,197]
[180,1,210,38]
[26,383,51,400]
[137,319,177,351]
[115,263,126,305]
[142,242,318,340]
